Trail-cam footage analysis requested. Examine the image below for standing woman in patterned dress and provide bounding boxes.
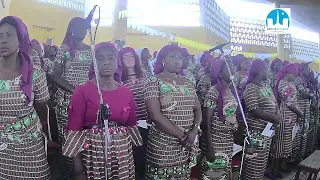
[199,58,238,180]
[197,58,215,106]
[242,59,282,180]
[63,42,137,180]
[291,63,312,162]
[118,47,146,179]
[194,51,211,85]
[0,16,51,179]
[52,17,92,179]
[271,64,303,178]
[269,58,282,89]
[136,47,153,78]
[144,44,202,180]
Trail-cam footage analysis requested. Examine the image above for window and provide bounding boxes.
[36,0,84,11]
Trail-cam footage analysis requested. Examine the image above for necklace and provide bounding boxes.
[161,73,178,86]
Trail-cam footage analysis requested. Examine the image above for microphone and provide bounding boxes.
[209,42,230,53]
[86,5,98,27]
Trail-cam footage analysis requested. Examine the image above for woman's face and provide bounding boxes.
[0,23,19,58]
[287,73,296,82]
[274,61,282,72]
[95,47,118,77]
[141,48,151,62]
[49,46,57,56]
[122,52,135,68]
[72,20,87,41]
[163,50,183,73]
[32,44,43,56]
[221,62,235,82]
[240,59,250,71]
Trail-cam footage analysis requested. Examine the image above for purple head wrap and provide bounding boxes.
[119,47,137,59]
[273,64,298,102]
[88,42,122,82]
[209,59,228,120]
[153,44,183,75]
[62,17,87,58]
[232,54,247,71]
[243,59,266,91]
[270,58,282,72]
[282,60,289,67]
[0,16,33,104]
[180,48,190,58]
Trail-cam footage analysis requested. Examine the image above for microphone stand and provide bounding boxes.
[87,5,110,180]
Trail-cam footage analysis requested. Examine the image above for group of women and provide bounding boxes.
[0,15,319,180]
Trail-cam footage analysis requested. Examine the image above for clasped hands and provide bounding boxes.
[178,127,198,149]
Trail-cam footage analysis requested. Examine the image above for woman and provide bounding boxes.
[199,58,238,180]
[197,58,215,105]
[144,44,202,179]
[271,63,303,178]
[282,60,289,67]
[0,16,50,179]
[119,47,146,178]
[181,48,196,85]
[194,51,211,85]
[269,58,282,89]
[291,63,312,162]
[242,59,282,180]
[62,42,137,180]
[52,17,92,179]
[136,47,153,78]
[48,45,58,62]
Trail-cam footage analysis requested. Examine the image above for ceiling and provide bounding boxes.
[245,0,320,33]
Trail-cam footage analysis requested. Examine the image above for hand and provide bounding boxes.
[272,114,282,124]
[207,148,216,162]
[182,129,198,148]
[75,173,87,180]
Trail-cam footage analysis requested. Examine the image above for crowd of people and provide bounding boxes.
[0,15,319,180]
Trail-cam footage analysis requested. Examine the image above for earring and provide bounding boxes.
[17,47,19,53]
[162,62,164,67]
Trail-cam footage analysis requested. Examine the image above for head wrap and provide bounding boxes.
[209,59,229,120]
[232,54,247,71]
[0,16,33,104]
[62,17,87,58]
[180,48,190,58]
[31,39,44,56]
[88,42,122,82]
[153,44,183,75]
[243,59,266,91]
[119,47,137,59]
[270,58,282,72]
[282,60,289,67]
[273,63,298,102]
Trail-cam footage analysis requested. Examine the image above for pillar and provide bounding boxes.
[112,0,128,49]
[274,1,289,60]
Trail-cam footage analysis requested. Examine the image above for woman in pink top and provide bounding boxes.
[62,42,137,180]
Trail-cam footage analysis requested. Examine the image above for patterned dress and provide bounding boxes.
[234,72,247,135]
[54,44,92,178]
[144,76,199,180]
[242,84,277,180]
[291,76,310,161]
[142,64,153,78]
[194,66,205,85]
[197,75,211,106]
[271,80,298,158]
[184,68,196,86]
[0,67,51,179]
[268,71,277,89]
[62,82,137,180]
[200,86,238,180]
[123,75,147,177]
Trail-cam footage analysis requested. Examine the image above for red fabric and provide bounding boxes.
[66,81,138,131]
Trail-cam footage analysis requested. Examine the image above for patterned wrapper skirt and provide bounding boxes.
[63,126,135,180]
[199,121,234,180]
[290,99,309,162]
[54,89,74,179]
[242,132,272,180]
[144,126,198,180]
[271,103,296,158]
[0,111,51,179]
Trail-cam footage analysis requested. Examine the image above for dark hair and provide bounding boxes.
[121,53,144,81]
